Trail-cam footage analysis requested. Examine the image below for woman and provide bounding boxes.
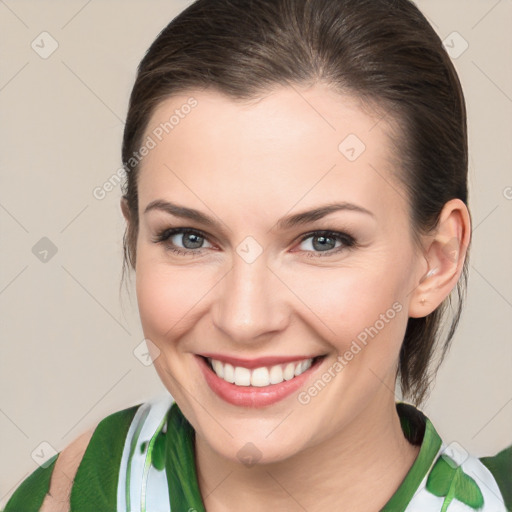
[4,0,510,510]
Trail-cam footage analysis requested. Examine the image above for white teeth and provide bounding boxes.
[207,357,314,387]
[234,366,251,386]
[211,359,224,379]
[223,363,235,383]
[251,367,269,387]
[269,365,283,384]
[294,359,310,376]
[284,362,296,380]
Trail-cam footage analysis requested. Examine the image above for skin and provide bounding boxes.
[121,84,470,511]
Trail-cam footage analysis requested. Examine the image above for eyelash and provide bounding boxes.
[151,227,358,258]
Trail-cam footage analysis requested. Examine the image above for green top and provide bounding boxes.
[3,397,511,511]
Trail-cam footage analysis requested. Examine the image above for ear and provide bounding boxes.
[408,198,471,318]
[120,196,131,224]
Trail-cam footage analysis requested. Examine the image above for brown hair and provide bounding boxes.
[120,0,471,406]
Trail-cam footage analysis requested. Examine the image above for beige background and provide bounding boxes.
[1,0,511,505]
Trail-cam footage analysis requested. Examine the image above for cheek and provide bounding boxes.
[295,264,402,324]
[135,256,211,340]
[291,266,408,362]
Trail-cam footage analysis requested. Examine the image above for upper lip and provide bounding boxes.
[198,353,325,369]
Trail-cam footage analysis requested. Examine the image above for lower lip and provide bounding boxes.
[195,355,326,408]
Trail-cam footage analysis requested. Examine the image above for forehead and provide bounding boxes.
[137,84,407,226]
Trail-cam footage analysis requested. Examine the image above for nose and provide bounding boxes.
[211,252,290,345]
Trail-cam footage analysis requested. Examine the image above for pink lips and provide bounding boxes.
[195,354,325,408]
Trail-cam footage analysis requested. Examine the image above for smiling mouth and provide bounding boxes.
[200,355,326,387]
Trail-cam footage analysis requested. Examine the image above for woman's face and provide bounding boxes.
[131,84,427,463]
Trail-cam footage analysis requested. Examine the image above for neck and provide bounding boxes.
[195,389,420,512]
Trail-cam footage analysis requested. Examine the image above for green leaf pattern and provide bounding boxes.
[139,430,167,471]
[426,453,484,511]
[151,429,167,471]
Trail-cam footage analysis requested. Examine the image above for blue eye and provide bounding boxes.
[152,228,357,258]
[152,228,213,257]
[297,230,357,257]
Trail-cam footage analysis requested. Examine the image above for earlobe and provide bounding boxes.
[408,198,471,319]
[120,196,131,223]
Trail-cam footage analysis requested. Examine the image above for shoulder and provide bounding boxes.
[38,427,96,511]
[3,402,143,512]
[478,443,512,511]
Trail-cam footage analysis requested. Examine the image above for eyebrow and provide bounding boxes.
[143,199,375,231]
